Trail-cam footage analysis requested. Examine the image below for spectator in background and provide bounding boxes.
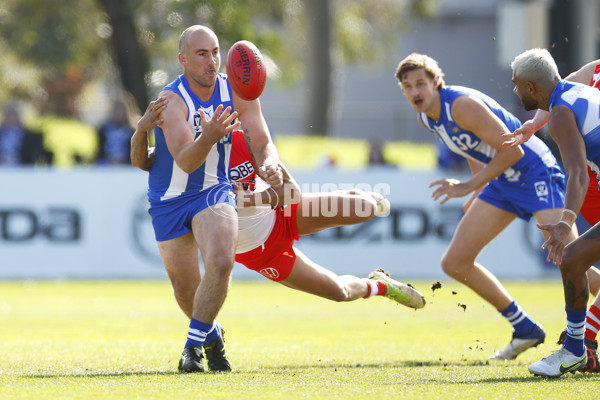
[0,103,52,166]
[95,92,141,165]
[367,138,395,167]
[317,153,337,169]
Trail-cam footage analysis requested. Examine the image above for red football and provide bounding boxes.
[226,40,267,101]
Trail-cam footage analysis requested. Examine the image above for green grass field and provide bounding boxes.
[0,279,598,399]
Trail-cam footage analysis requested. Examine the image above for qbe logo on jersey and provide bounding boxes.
[534,181,549,198]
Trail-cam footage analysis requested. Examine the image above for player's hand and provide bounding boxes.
[429,178,470,204]
[233,182,251,208]
[260,165,283,188]
[198,104,240,144]
[138,96,168,132]
[502,121,536,147]
[538,222,572,265]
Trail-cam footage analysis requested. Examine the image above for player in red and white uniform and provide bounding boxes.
[229,129,425,308]
[133,103,426,311]
[504,59,600,373]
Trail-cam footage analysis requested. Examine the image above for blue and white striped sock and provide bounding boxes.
[563,308,586,357]
[185,318,213,349]
[205,321,221,343]
[500,300,536,337]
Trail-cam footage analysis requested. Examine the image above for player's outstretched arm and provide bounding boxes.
[234,94,283,188]
[295,190,380,236]
[565,59,600,85]
[131,96,167,171]
[502,111,549,147]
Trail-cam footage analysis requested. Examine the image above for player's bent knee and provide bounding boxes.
[442,265,462,280]
[440,256,466,280]
[203,253,235,273]
[559,247,587,277]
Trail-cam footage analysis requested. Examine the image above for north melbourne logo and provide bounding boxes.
[534,181,549,197]
[192,106,214,133]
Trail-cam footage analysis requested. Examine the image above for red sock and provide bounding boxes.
[585,304,600,341]
[363,279,388,298]
[375,280,388,296]
[363,279,374,298]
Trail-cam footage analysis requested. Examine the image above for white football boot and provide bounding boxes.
[368,269,426,309]
[488,324,545,360]
[528,347,586,377]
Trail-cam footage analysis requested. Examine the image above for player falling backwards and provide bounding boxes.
[231,128,424,309]
[132,97,426,372]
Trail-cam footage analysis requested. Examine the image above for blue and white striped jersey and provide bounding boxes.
[549,80,600,180]
[419,85,558,182]
[148,73,234,203]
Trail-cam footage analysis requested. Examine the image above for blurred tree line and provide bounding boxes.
[0,0,434,137]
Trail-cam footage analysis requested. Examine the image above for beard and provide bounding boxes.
[190,69,218,88]
[520,95,538,111]
[194,76,216,88]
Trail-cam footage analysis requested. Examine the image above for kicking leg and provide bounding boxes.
[281,248,425,308]
[295,190,377,235]
[280,248,368,301]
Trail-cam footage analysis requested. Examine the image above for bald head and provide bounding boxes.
[179,25,218,54]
